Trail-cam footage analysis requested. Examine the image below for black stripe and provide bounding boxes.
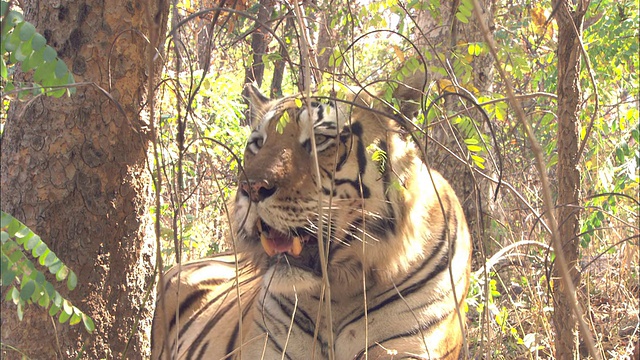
[195,341,209,359]
[354,137,367,177]
[252,321,294,360]
[184,294,239,358]
[334,178,371,198]
[178,275,260,358]
[168,289,208,331]
[224,291,258,356]
[277,294,317,336]
[357,322,457,360]
[164,262,213,290]
[337,228,449,335]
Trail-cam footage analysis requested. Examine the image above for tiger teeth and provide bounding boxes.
[260,232,277,257]
[257,220,303,257]
[291,236,303,256]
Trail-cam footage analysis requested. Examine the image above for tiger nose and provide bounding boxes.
[240,180,277,202]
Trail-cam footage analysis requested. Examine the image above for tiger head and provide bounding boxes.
[234,85,423,295]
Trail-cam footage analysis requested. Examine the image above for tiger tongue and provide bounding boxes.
[260,228,303,257]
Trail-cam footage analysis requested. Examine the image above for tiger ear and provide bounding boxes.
[243,83,271,128]
[392,64,427,119]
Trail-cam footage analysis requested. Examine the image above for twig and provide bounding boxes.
[291,1,335,359]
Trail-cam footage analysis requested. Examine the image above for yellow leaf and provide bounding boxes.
[392,45,405,62]
[435,79,457,94]
[530,7,546,28]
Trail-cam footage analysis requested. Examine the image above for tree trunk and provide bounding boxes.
[243,0,272,88]
[315,9,334,73]
[270,14,295,98]
[552,0,588,358]
[0,1,168,359]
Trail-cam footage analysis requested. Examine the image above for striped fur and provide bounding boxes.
[151,85,472,359]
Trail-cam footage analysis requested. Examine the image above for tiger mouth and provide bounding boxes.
[257,220,322,275]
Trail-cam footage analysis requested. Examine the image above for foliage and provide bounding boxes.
[0,1,75,99]
[1,0,629,356]
[156,2,639,356]
[1,212,95,334]
[154,36,249,265]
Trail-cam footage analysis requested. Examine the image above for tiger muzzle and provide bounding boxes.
[256,220,323,275]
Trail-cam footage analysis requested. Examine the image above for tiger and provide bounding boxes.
[151,74,472,360]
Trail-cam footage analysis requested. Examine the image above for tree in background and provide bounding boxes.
[552,0,590,357]
[1,0,168,358]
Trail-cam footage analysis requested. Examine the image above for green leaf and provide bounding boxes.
[17,301,24,320]
[52,291,63,308]
[62,299,73,315]
[5,26,22,52]
[43,45,57,63]
[48,259,63,275]
[56,265,69,281]
[33,241,48,258]
[82,314,96,333]
[69,312,82,326]
[67,271,77,291]
[49,87,67,98]
[14,225,31,240]
[15,231,33,246]
[4,286,13,302]
[11,286,20,304]
[54,59,69,79]
[5,216,22,237]
[33,59,56,83]
[26,46,46,71]
[18,21,36,41]
[455,11,469,24]
[38,291,50,308]
[49,301,61,316]
[25,235,41,251]
[276,112,290,134]
[59,309,71,324]
[31,33,46,51]
[471,155,486,169]
[1,256,16,285]
[5,9,24,25]
[8,246,24,263]
[0,57,7,79]
[44,251,57,267]
[20,279,36,301]
[44,282,55,297]
[38,249,50,266]
[34,270,46,285]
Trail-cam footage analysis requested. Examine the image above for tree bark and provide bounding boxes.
[552,0,588,358]
[243,0,272,88]
[270,15,295,98]
[1,1,168,359]
[315,9,334,73]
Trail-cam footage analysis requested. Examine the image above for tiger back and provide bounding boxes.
[151,81,472,359]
